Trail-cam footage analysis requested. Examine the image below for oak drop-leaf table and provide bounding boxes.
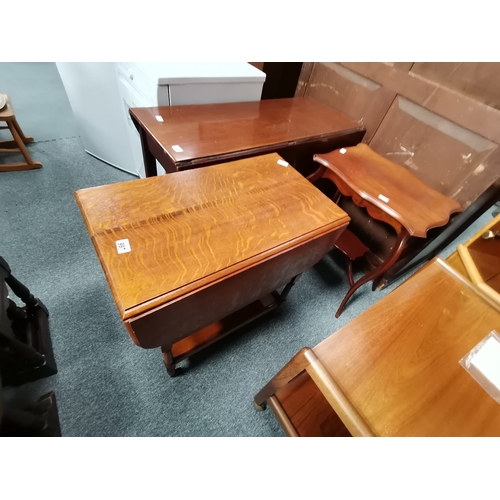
[75,153,349,376]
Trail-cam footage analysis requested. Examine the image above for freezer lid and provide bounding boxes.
[129,62,266,86]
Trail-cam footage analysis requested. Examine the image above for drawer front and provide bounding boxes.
[115,62,161,105]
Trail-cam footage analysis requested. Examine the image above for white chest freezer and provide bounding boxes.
[57,63,265,178]
[115,62,266,177]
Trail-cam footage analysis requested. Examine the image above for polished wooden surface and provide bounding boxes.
[257,215,500,435]
[255,347,373,437]
[314,143,463,238]
[76,153,349,374]
[130,97,365,171]
[313,258,500,436]
[75,153,349,321]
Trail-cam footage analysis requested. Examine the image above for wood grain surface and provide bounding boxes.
[75,153,349,320]
[314,259,500,436]
[314,143,463,238]
[276,371,351,437]
[130,97,364,169]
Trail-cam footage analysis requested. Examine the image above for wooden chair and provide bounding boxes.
[0,92,42,171]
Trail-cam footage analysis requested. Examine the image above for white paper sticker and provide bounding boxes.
[339,148,347,154]
[172,145,183,153]
[116,239,131,254]
[378,194,390,203]
[277,159,289,167]
[470,336,500,391]
[155,115,164,122]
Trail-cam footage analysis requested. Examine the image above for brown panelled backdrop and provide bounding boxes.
[296,62,500,209]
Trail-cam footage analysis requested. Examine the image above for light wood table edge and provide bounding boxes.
[436,257,500,313]
[267,397,300,437]
[254,347,374,437]
[457,244,483,285]
[303,350,374,437]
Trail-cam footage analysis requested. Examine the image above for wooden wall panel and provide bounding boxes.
[412,62,500,111]
[370,96,498,206]
[304,62,396,142]
[341,62,500,145]
[387,62,414,71]
[295,62,315,97]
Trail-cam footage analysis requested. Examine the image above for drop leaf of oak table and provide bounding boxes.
[74,153,349,375]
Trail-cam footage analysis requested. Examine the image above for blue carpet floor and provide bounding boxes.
[0,63,495,436]
[0,63,79,142]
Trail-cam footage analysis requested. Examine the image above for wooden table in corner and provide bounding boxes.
[129,96,365,177]
[255,257,500,437]
[74,153,349,377]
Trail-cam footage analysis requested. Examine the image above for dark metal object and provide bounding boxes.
[0,256,57,386]
[0,391,61,437]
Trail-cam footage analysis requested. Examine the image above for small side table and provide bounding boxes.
[310,143,463,315]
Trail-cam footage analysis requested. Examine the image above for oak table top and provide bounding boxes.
[130,97,365,176]
[75,153,350,376]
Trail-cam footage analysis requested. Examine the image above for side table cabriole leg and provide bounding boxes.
[335,230,411,318]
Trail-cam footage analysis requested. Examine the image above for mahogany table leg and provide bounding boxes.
[346,257,355,287]
[335,230,410,317]
[278,274,301,304]
[161,346,176,377]
[333,191,342,205]
[372,274,386,291]
[138,126,157,178]
[306,165,326,184]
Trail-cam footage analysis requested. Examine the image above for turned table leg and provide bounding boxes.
[161,346,176,377]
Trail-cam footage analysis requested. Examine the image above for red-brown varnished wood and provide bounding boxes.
[130,97,365,171]
[314,259,500,436]
[75,153,349,321]
[314,143,462,238]
[0,93,42,171]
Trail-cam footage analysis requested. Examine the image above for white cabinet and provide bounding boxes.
[115,62,265,177]
[57,63,265,178]
[56,63,138,175]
